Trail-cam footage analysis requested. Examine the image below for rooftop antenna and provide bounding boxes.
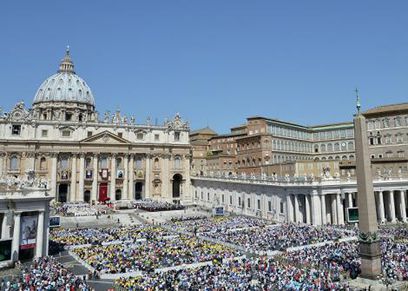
[355,88,361,115]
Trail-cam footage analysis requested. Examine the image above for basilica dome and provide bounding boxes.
[33,48,95,106]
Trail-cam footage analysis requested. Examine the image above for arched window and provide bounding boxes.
[116,157,122,168]
[10,156,19,170]
[321,144,326,152]
[99,156,108,168]
[154,158,160,169]
[327,143,333,152]
[40,157,47,170]
[334,143,340,151]
[347,142,354,151]
[85,158,92,169]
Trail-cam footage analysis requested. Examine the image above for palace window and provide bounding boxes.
[65,112,73,121]
[118,132,123,138]
[136,133,144,140]
[9,156,19,170]
[41,130,48,137]
[87,131,93,137]
[12,125,21,136]
[61,130,71,137]
[154,134,160,141]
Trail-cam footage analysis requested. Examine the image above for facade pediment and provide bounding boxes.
[80,131,131,145]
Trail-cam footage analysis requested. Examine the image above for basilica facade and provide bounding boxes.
[0,49,192,204]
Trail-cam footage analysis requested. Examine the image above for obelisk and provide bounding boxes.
[354,90,381,279]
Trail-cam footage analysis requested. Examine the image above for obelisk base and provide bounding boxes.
[359,240,382,279]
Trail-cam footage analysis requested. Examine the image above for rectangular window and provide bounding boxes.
[41,130,48,137]
[222,194,224,203]
[154,134,160,141]
[230,195,233,205]
[118,132,123,138]
[238,197,241,206]
[87,131,93,137]
[174,131,180,141]
[62,130,71,137]
[257,199,261,210]
[247,198,251,208]
[12,125,21,136]
[280,202,284,214]
[195,190,198,199]
[207,193,210,201]
[268,201,272,212]
[137,133,144,140]
[201,192,203,200]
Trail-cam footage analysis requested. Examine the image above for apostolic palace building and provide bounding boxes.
[0,48,191,205]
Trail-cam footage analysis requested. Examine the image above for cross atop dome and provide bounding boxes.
[58,46,75,74]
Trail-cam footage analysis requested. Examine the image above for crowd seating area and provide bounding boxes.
[0,257,90,290]
[132,200,185,211]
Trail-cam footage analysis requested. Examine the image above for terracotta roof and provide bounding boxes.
[190,127,217,136]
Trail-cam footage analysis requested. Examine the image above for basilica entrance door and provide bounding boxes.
[135,182,143,200]
[58,184,68,203]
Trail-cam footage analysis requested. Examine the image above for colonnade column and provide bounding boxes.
[50,154,58,198]
[378,191,385,223]
[145,154,151,199]
[129,154,134,200]
[399,190,407,222]
[123,155,129,200]
[336,193,344,225]
[348,192,353,208]
[311,193,322,226]
[36,211,44,258]
[320,195,327,225]
[286,194,294,223]
[91,154,98,203]
[1,213,9,239]
[389,190,396,222]
[11,212,21,262]
[70,154,77,202]
[305,195,311,224]
[110,154,116,201]
[78,154,85,202]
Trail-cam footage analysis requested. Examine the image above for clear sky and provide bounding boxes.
[1,1,408,133]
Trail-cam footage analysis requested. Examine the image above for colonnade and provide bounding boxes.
[286,189,408,225]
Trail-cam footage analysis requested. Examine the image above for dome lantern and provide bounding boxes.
[58,46,75,74]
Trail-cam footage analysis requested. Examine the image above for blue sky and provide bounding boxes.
[1,1,408,133]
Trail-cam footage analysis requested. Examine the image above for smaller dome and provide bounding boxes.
[33,47,95,106]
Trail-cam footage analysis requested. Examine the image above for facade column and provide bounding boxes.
[145,154,151,199]
[50,154,58,198]
[331,195,338,224]
[11,212,21,262]
[320,195,327,225]
[110,154,116,201]
[311,193,322,226]
[129,154,134,200]
[1,213,9,239]
[389,190,396,222]
[378,191,386,223]
[399,190,407,222]
[69,154,77,202]
[337,193,344,225]
[162,155,170,201]
[123,155,129,200]
[348,192,353,208]
[78,154,85,201]
[286,194,294,223]
[0,153,4,178]
[91,154,98,203]
[294,195,300,223]
[305,194,311,224]
[36,211,45,258]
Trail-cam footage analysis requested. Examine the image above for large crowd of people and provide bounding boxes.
[3,202,408,290]
[72,235,241,274]
[0,257,90,290]
[203,224,356,252]
[50,225,173,246]
[53,202,111,217]
[132,200,185,212]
